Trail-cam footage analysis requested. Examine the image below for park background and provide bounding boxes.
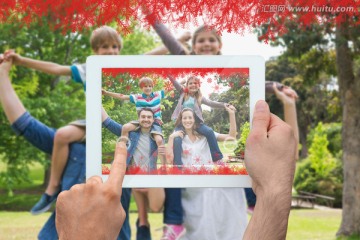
[0,0,359,239]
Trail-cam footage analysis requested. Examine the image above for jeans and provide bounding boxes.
[173,123,223,165]
[12,112,131,240]
[164,188,183,225]
[245,188,257,207]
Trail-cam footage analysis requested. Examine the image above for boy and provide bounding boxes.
[102,76,166,164]
[5,26,122,214]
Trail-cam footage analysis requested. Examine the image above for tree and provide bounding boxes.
[265,50,341,158]
[261,16,360,237]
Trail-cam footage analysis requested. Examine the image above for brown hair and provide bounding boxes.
[139,77,154,88]
[191,25,222,55]
[174,108,199,133]
[138,107,154,118]
[90,26,122,51]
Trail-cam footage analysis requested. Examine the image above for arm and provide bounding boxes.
[167,75,183,92]
[102,107,122,136]
[201,97,227,109]
[216,105,237,141]
[5,51,71,76]
[143,11,187,55]
[273,84,299,160]
[0,53,26,124]
[102,89,130,101]
[166,131,184,163]
[144,31,191,55]
[243,100,296,240]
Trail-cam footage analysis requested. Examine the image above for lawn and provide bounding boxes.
[0,209,345,240]
[1,147,356,240]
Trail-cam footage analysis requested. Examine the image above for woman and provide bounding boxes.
[167,105,247,240]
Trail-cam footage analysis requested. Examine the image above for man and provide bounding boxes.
[102,107,165,240]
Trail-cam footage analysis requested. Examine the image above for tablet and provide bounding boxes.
[86,55,264,187]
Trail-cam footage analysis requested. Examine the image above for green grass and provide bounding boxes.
[287,209,342,240]
[0,211,52,239]
[0,209,354,240]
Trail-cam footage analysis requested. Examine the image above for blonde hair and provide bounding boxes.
[90,26,122,51]
[191,25,222,55]
[184,76,202,106]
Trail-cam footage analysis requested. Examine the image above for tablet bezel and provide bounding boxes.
[86,55,264,187]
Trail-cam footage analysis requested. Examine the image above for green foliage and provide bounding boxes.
[101,72,168,157]
[234,122,250,156]
[0,19,158,192]
[307,122,342,156]
[294,122,343,207]
[204,74,249,134]
[121,27,159,55]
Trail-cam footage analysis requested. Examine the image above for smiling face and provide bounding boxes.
[140,83,153,96]
[138,109,154,130]
[139,77,154,96]
[186,77,200,95]
[192,29,222,55]
[181,110,195,130]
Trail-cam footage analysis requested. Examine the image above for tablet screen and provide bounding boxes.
[86,56,264,187]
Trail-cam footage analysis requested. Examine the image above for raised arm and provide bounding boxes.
[201,97,227,109]
[102,89,130,101]
[5,51,71,76]
[216,105,237,141]
[273,83,299,160]
[167,75,183,93]
[143,11,187,55]
[144,31,191,55]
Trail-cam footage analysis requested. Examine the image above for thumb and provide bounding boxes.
[251,100,270,135]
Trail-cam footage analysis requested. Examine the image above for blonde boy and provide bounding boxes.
[102,77,165,162]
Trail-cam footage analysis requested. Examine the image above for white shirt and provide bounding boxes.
[180,133,247,240]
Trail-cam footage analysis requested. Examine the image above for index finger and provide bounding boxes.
[106,142,127,194]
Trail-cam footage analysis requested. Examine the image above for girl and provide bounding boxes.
[166,106,247,240]
[168,74,232,165]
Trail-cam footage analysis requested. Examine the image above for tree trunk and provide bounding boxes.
[335,23,360,237]
[299,123,308,158]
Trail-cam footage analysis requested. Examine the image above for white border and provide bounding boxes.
[86,55,264,187]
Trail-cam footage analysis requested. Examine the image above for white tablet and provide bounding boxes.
[86,55,264,187]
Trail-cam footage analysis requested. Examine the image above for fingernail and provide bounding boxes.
[255,100,266,111]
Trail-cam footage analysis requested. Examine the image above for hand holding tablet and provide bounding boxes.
[56,142,127,240]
